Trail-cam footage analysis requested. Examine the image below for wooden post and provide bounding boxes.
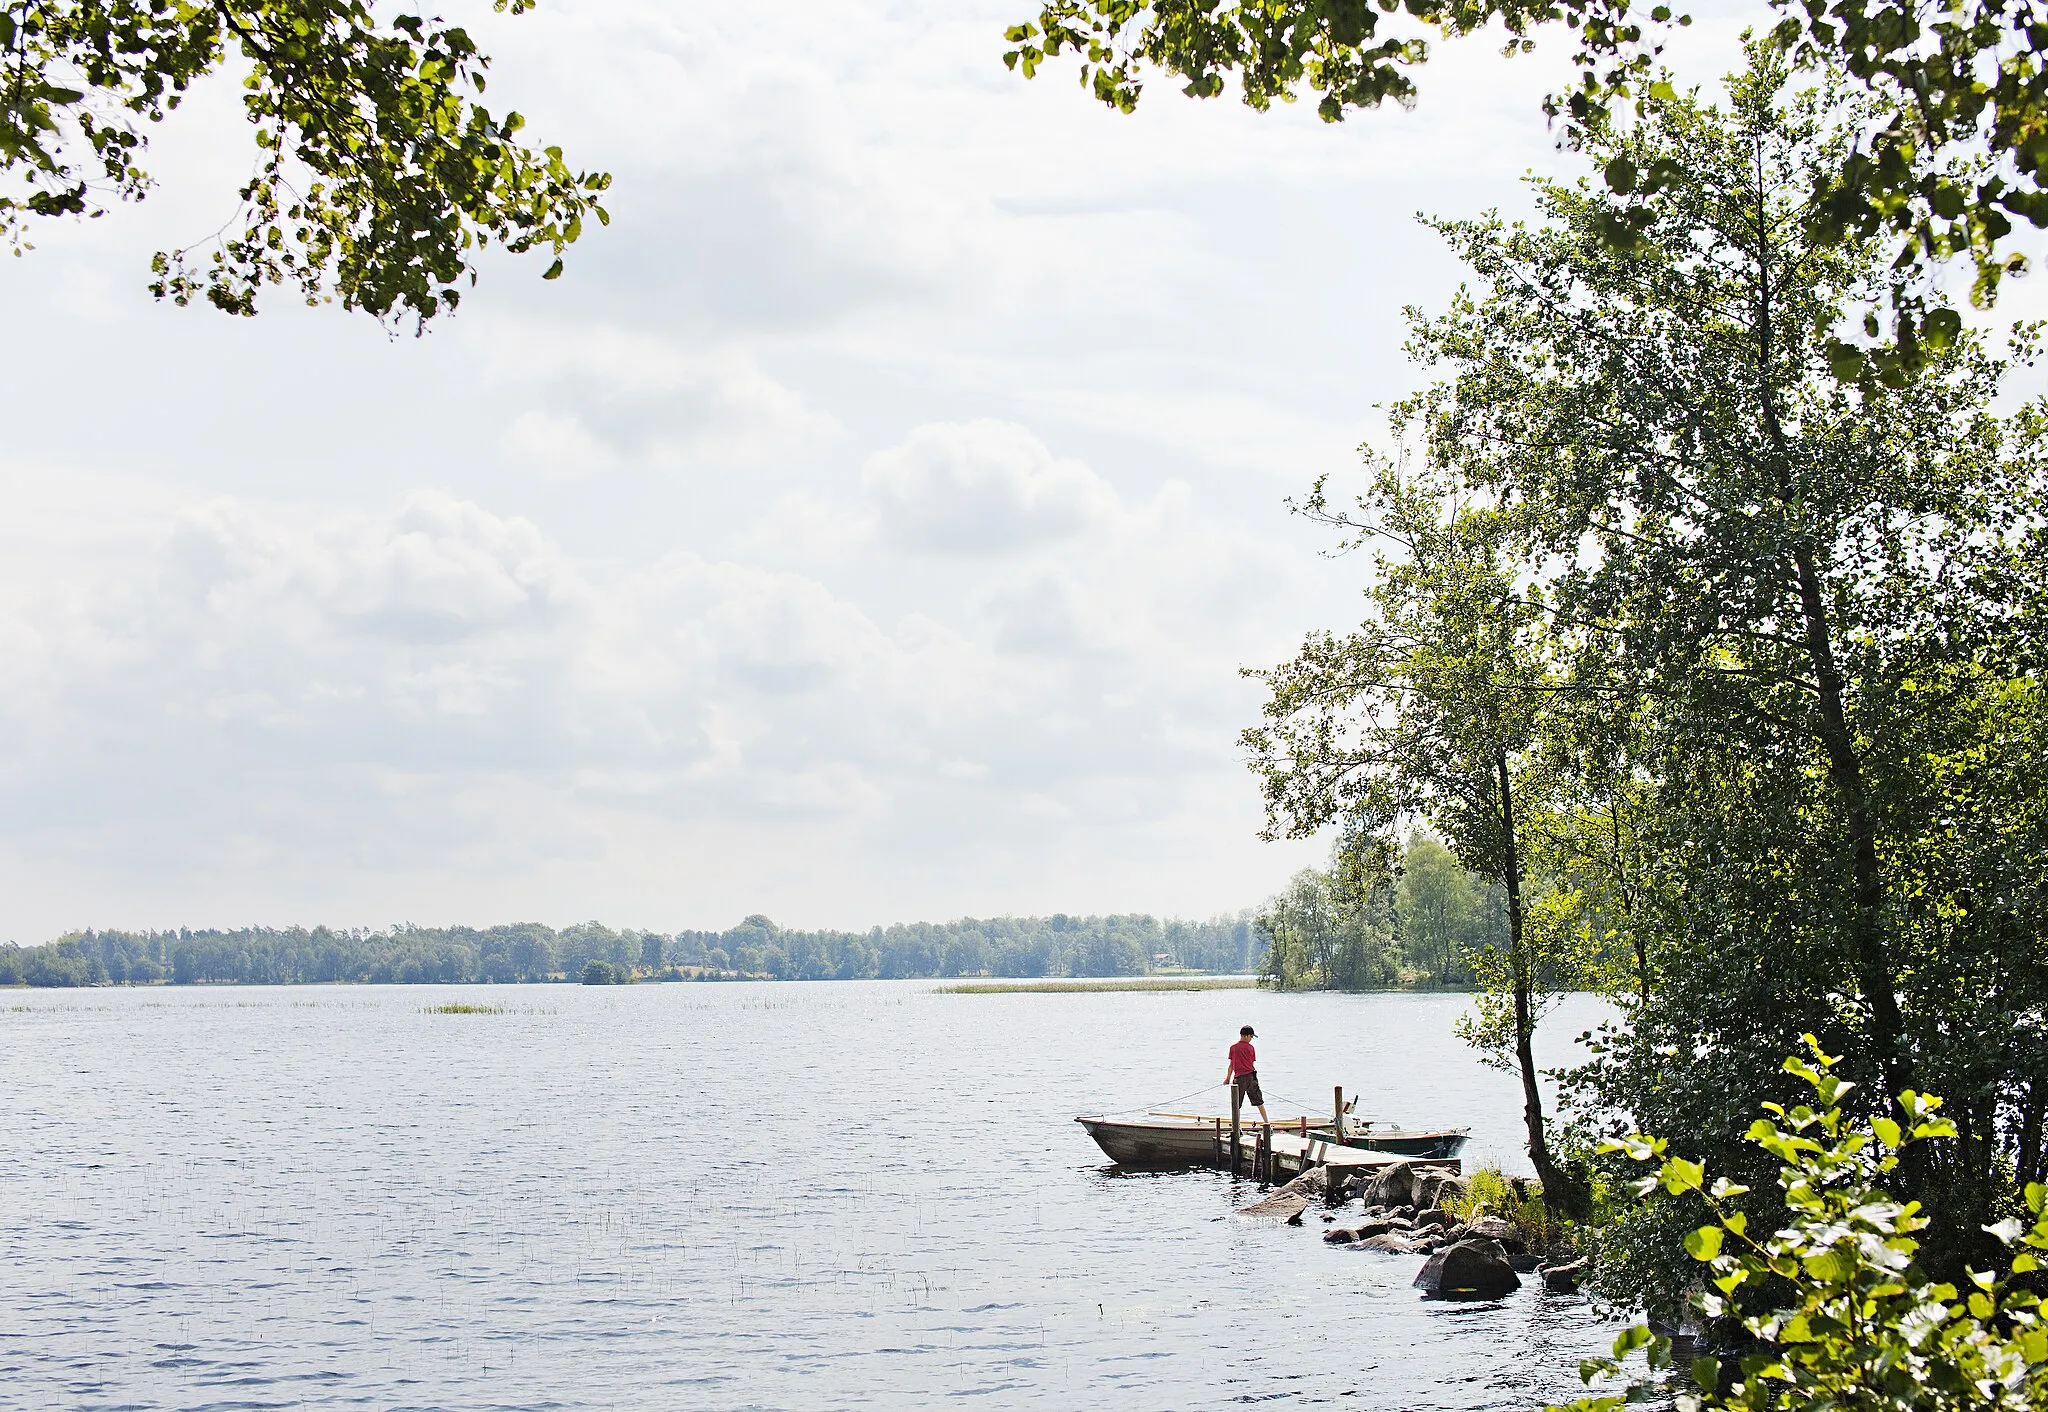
[1334,1085,1346,1143]
[1212,1116,1222,1166]
[1229,1085,1242,1177]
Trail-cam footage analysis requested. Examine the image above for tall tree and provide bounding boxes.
[2,2,608,325]
[1243,464,1586,1209]
[1392,47,2048,1292]
[1394,832,1483,985]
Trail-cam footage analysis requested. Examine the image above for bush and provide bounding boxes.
[1555,1039,2048,1412]
[1445,1167,1572,1257]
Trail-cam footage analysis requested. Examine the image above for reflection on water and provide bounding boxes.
[0,983,1616,1410]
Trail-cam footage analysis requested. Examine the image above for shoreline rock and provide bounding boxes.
[1413,1238,1522,1300]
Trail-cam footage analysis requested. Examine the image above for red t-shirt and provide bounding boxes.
[1228,1039,1256,1076]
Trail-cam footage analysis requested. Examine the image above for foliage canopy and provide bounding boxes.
[1242,45,2048,1284]
[1,1,609,325]
[1001,0,2048,365]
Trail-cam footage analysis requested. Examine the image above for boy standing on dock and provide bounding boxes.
[1225,1025,1271,1130]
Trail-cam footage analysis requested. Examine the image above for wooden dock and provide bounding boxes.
[1232,1127,1462,1182]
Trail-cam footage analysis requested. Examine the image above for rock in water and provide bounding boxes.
[1540,1258,1589,1293]
[1413,1239,1522,1299]
[1412,1171,1448,1210]
[1356,1233,1425,1254]
[1463,1216,1528,1255]
[1238,1165,1330,1219]
[1322,1218,1396,1244]
[1362,1160,1417,1209]
[1239,1190,1313,1220]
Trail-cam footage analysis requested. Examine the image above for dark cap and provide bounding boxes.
[1240,1025,1256,1036]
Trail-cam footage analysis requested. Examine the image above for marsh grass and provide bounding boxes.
[423,1002,506,1015]
[937,976,1257,994]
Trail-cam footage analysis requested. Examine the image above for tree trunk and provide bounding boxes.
[1785,542,1909,1104]
[1498,751,1573,1214]
[2017,1077,2044,1192]
[1750,188,1908,1106]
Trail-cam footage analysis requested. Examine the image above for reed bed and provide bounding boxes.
[937,976,1257,994]
[423,1002,506,1015]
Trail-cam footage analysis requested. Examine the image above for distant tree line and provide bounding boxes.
[0,911,1265,987]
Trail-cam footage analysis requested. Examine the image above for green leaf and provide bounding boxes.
[1604,157,1638,194]
[1689,1356,1719,1395]
[1684,1225,1724,1261]
[1661,1157,1706,1194]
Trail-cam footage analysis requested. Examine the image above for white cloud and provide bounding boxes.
[862,419,1119,552]
[3,0,1677,931]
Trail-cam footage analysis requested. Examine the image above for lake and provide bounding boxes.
[0,983,1617,1410]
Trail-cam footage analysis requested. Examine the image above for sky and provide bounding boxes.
[3,0,2021,941]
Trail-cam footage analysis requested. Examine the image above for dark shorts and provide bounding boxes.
[1233,1072,1264,1107]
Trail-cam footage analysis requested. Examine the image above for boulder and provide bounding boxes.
[1362,1161,1419,1209]
[1322,1218,1394,1244]
[1412,1208,1454,1230]
[1464,1216,1528,1255]
[1412,1172,1449,1210]
[1239,1190,1313,1220]
[1508,1253,1541,1273]
[1540,1258,1589,1294]
[1356,1232,1426,1254]
[1239,1166,1327,1218]
[1413,1238,1522,1300]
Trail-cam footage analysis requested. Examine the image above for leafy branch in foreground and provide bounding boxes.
[1556,1039,2048,1412]
[1,1,610,326]
[999,0,2048,370]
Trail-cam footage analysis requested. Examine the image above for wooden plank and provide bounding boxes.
[1231,1131,1463,1175]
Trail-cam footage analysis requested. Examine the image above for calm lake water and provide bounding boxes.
[1,983,1616,1411]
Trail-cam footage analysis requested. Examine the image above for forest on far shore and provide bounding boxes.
[1,836,1512,990]
[0,911,1269,988]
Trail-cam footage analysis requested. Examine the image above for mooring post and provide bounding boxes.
[1212,1116,1222,1166]
[1334,1085,1346,1143]
[1229,1087,1242,1177]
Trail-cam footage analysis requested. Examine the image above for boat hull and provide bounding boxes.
[1075,1117,1228,1168]
[1343,1129,1469,1162]
[1077,1116,1469,1169]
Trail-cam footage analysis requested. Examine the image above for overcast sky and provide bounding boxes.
[4,0,2022,940]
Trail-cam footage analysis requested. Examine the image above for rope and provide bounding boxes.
[1100,1081,1230,1117]
[1261,1086,1371,1125]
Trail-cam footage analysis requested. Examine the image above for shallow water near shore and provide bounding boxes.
[0,982,1616,1411]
